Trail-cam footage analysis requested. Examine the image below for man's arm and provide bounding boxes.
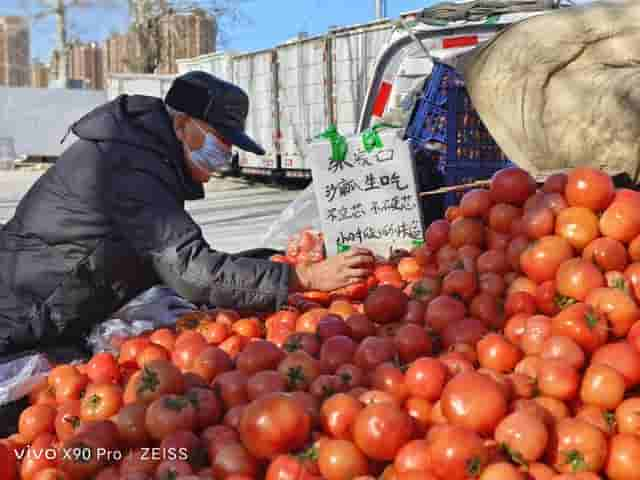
[106,170,291,312]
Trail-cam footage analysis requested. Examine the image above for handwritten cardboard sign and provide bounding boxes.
[309,129,424,258]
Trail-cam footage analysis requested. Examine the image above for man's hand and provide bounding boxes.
[290,247,375,292]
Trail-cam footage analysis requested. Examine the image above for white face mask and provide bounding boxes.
[188,121,232,172]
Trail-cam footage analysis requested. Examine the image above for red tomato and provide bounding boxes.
[523,206,555,239]
[427,425,489,480]
[565,167,615,211]
[540,336,585,370]
[551,302,608,353]
[352,403,414,461]
[442,269,478,301]
[397,257,426,282]
[352,336,397,372]
[277,350,321,392]
[543,173,568,194]
[212,369,249,409]
[424,295,466,333]
[505,291,537,318]
[172,337,208,372]
[583,237,628,272]
[149,328,176,351]
[119,337,152,367]
[580,363,625,410]
[364,286,409,322]
[265,454,320,480]
[460,188,492,217]
[490,167,537,206]
[537,359,580,401]
[606,433,640,480]
[449,218,485,248]
[318,439,370,480]
[235,339,285,375]
[440,372,508,435]
[123,359,184,405]
[111,402,151,448]
[548,418,607,473]
[555,207,600,251]
[86,352,121,384]
[20,433,57,480]
[520,235,574,283]
[586,287,640,337]
[18,404,56,442]
[591,341,640,388]
[190,345,233,383]
[296,308,329,334]
[320,393,363,440]
[556,258,605,301]
[319,335,357,374]
[536,280,560,316]
[80,383,123,422]
[185,387,223,430]
[239,393,311,460]
[600,198,640,243]
[477,333,523,373]
[210,442,259,479]
[424,219,450,251]
[0,441,17,480]
[144,394,197,441]
[136,344,170,367]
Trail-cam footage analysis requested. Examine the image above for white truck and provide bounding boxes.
[105,1,566,179]
[1,1,566,170]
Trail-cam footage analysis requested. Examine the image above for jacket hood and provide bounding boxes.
[69,94,204,201]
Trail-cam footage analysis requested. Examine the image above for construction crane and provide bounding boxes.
[28,0,113,85]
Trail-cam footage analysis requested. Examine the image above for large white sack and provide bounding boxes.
[460,0,640,180]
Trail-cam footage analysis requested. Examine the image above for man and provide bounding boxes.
[0,71,373,361]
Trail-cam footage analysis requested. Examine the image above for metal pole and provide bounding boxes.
[55,0,68,84]
[375,0,386,19]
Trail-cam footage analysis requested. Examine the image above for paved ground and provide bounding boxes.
[0,167,302,254]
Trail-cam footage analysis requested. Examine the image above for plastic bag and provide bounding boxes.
[260,185,322,251]
[0,354,51,406]
[87,286,198,354]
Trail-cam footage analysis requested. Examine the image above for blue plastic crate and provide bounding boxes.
[405,62,510,171]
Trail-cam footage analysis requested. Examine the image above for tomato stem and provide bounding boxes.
[86,393,101,411]
[466,456,483,476]
[163,396,189,411]
[500,443,528,467]
[564,450,588,472]
[283,338,302,353]
[139,366,160,394]
[585,312,599,329]
[554,294,577,309]
[64,415,81,429]
[603,410,616,430]
[286,366,307,390]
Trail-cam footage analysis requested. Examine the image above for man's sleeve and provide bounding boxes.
[105,170,291,312]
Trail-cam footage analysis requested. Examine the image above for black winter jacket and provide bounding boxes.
[0,95,290,358]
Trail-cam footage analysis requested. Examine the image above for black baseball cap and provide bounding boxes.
[165,71,265,155]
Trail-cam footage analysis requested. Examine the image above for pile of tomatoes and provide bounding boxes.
[5,166,640,480]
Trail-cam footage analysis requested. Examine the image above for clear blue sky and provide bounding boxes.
[0,0,434,63]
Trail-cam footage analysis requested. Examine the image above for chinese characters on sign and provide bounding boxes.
[310,130,424,258]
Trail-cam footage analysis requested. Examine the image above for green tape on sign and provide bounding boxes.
[337,244,351,253]
[412,239,425,247]
[317,125,348,163]
[361,123,402,153]
[361,129,384,152]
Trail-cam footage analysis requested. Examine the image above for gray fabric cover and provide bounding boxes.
[459,1,640,180]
